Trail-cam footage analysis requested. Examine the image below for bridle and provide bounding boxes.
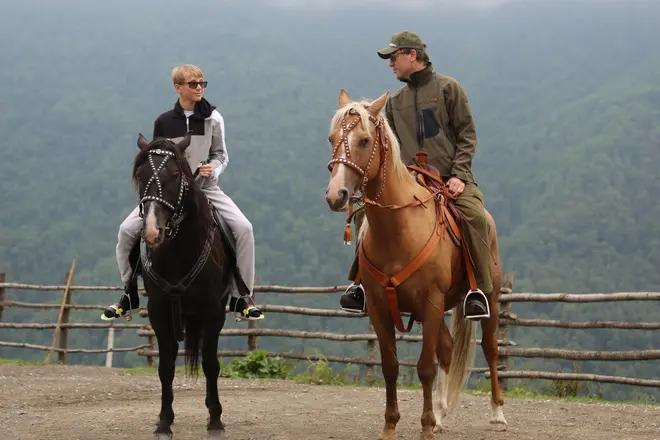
[138,147,189,239]
[135,144,216,341]
[327,107,446,245]
[327,109,390,204]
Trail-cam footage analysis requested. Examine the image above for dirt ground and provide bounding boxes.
[1,365,659,440]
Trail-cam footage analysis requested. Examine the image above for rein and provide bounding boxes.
[327,109,478,333]
[137,146,217,341]
[327,110,456,244]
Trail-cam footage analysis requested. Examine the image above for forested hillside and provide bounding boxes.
[1,0,659,402]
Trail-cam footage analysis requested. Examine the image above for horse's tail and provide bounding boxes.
[183,316,202,378]
[445,302,477,412]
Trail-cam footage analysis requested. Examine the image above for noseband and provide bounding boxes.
[327,109,389,202]
[138,148,189,238]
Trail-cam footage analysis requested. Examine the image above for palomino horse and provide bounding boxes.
[133,133,235,439]
[325,90,507,439]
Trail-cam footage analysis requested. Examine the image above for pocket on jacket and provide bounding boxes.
[418,107,442,139]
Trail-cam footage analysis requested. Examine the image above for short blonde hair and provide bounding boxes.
[171,64,204,85]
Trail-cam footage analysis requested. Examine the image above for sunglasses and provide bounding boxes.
[185,81,208,89]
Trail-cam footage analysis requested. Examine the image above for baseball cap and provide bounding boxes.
[377,31,427,59]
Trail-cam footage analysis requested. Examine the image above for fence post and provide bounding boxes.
[0,272,5,322]
[498,271,514,392]
[45,259,75,365]
[58,271,73,365]
[365,319,377,385]
[105,326,115,368]
[247,292,258,351]
[147,332,156,368]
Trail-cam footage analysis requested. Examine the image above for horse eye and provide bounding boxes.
[359,138,370,147]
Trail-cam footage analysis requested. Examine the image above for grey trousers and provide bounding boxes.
[116,185,255,299]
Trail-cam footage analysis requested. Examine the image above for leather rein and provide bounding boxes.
[327,111,461,333]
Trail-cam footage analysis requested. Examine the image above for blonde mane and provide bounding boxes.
[329,98,415,242]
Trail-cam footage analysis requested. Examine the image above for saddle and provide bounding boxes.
[406,152,463,249]
[356,151,486,332]
[127,203,250,298]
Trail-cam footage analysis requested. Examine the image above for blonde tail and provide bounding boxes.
[445,304,477,412]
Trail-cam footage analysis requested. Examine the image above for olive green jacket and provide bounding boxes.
[384,63,477,184]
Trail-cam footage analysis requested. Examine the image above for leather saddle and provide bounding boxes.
[406,152,463,248]
[128,202,250,297]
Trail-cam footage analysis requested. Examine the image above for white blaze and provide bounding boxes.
[144,204,159,243]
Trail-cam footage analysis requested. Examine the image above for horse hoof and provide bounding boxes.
[154,423,173,440]
[489,419,508,431]
[207,422,225,437]
[490,404,507,430]
[206,430,225,439]
[419,429,436,440]
[432,424,443,433]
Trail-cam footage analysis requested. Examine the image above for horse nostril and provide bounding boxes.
[338,188,348,202]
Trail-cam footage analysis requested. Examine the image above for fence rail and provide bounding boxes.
[1,268,660,390]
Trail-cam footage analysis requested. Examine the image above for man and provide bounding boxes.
[339,31,490,320]
[102,64,264,322]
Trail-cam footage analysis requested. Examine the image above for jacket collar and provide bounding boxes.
[404,62,434,88]
[173,97,215,119]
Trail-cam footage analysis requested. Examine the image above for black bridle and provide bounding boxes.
[135,145,217,341]
[137,148,189,238]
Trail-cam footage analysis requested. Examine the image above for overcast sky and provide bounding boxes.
[266,0,622,10]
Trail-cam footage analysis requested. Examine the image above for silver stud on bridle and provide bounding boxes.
[138,148,189,238]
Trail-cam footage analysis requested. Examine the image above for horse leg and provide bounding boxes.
[480,303,507,429]
[202,325,224,434]
[417,300,444,440]
[432,321,452,433]
[369,309,400,440]
[154,337,178,439]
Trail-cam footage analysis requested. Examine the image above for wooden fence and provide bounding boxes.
[1,264,660,389]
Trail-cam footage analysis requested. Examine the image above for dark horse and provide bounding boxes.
[132,132,234,439]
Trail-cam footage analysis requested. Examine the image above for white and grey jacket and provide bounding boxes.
[152,98,228,187]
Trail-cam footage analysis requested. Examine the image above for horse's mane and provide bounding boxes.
[329,99,411,182]
[132,138,216,245]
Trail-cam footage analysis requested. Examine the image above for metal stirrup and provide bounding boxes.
[463,288,490,320]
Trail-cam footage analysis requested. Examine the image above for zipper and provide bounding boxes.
[186,116,189,132]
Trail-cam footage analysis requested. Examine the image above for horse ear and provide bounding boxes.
[137,133,150,151]
[368,91,389,116]
[338,89,351,108]
[175,131,192,153]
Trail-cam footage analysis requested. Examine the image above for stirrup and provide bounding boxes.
[233,305,264,322]
[340,283,366,314]
[463,289,490,320]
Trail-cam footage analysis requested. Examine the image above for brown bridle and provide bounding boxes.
[327,109,389,204]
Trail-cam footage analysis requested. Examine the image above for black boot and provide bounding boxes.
[340,283,366,313]
[101,279,140,321]
[464,289,490,321]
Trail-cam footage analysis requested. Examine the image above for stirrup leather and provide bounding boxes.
[463,289,490,320]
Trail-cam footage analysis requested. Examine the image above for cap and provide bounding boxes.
[377,31,426,59]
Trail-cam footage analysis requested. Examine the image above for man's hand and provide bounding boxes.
[197,163,213,178]
[447,177,465,196]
